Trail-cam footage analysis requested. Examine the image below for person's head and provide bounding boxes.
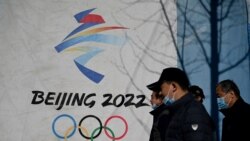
[147,84,164,109]
[216,79,240,110]
[189,85,205,103]
[147,67,190,105]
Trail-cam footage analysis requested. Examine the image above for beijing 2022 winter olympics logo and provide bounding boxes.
[54,8,127,83]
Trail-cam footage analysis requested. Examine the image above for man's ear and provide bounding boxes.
[228,90,235,98]
[171,83,177,91]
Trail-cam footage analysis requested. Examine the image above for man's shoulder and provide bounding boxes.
[186,100,209,115]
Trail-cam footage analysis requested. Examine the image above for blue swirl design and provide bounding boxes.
[54,8,127,83]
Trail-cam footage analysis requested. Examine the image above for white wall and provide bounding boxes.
[0,0,177,140]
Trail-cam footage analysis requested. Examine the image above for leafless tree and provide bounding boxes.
[115,0,250,139]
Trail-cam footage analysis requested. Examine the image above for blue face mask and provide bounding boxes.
[163,88,175,105]
[163,96,174,105]
[217,96,229,110]
[151,104,159,110]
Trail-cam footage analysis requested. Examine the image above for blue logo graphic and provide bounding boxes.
[54,8,127,83]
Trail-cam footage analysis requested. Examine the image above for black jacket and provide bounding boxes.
[220,97,250,141]
[149,104,171,141]
[164,93,214,141]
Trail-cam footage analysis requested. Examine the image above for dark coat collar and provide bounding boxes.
[220,97,247,117]
[150,104,167,116]
[170,92,194,112]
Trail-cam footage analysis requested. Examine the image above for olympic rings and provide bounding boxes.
[52,114,77,139]
[52,114,128,140]
[91,126,115,141]
[64,126,90,141]
[104,115,128,140]
[78,115,102,139]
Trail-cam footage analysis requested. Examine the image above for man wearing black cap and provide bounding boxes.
[147,84,170,141]
[147,67,214,141]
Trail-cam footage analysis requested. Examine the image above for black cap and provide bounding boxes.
[147,82,160,91]
[147,67,190,91]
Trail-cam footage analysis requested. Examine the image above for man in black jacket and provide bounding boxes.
[216,79,250,141]
[148,67,214,141]
[147,83,170,141]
